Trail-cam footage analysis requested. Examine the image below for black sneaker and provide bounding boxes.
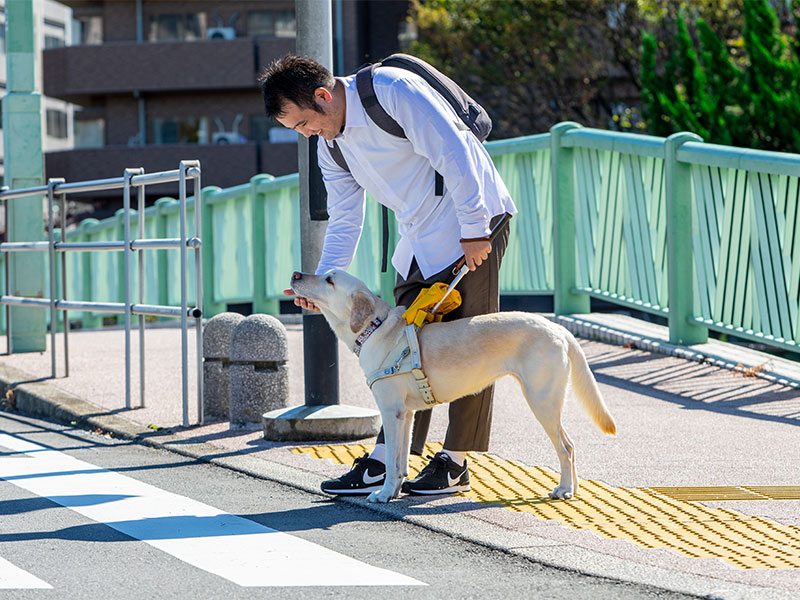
[401,452,470,495]
[320,454,386,495]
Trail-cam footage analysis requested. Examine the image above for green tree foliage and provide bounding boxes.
[640,33,671,137]
[642,0,800,151]
[742,0,800,151]
[407,0,749,139]
[408,0,629,138]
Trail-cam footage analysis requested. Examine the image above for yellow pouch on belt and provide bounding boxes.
[402,283,462,327]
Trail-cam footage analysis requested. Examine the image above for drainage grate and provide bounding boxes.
[293,443,800,570]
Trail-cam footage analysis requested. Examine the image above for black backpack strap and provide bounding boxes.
[356,63,406,139]
[327,140,350,172]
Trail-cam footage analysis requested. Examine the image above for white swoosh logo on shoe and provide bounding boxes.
[447,472,463,487]
[362,471,384,485]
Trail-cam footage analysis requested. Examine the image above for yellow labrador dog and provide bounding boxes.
[290,269,616,504]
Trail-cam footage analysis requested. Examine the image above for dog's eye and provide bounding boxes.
[325,275,334,285]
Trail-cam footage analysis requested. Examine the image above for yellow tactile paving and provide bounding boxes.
[648,486,790,501]
[292,443,800,570]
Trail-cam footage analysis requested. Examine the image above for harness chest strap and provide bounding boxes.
[364,324,439,406]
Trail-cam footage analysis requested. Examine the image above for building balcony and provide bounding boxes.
[44,141,298,201]
[43,37,296,103]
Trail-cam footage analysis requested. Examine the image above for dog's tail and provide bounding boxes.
[566,334,616,435]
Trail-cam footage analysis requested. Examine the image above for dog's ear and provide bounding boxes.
[349,291,375,334]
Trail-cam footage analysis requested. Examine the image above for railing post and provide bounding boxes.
[46,179,64,378]
[188,163,204,424]
[251,174,279,315]
[79,218,102,330]
[122,168,142,409]
[200,187,226,318]
[665,132,708,345]
[550,121,589,315]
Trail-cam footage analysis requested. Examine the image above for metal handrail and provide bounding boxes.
[0,238,201,252]
[0,162,204,427]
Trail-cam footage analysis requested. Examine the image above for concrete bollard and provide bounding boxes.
[202,312,245,421]
[229,314,289,427]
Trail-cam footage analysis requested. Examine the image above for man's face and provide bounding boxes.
[277,88,340,141]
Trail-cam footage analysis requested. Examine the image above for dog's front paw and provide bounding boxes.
[549,486,574,500]
[366,490,393,503]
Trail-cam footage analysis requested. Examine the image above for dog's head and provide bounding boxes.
[290,269,383,343]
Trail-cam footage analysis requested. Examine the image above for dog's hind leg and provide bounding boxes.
[517,370,578,500]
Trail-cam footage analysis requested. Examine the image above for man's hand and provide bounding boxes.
[460,239,492,271]
[282,288,321,312]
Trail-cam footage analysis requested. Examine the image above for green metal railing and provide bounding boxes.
[9,123,799,355]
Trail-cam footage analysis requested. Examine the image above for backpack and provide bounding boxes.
[325,54,492,272]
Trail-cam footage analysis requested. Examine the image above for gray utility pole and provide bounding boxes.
[3,0,46,353]
[296,0,338,407]
[262,0,380,442]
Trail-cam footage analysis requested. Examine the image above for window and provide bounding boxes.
[0,22,6,53]
[152,117,208,145]
[274,11,295,38]
[74,15,103,45]
[46,109,68,139]
[247,11,273,37]
[152,14,180,41]
[45,35,65,49]
[247,10,295,38]
[148,13,206,42]
[75,118,105,149]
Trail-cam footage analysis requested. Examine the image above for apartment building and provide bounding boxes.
[41,0,410,218]
[0,0,74,185]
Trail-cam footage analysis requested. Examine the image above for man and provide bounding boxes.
[259,54,516,496]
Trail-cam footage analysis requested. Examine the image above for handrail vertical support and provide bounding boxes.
[2,186,10,353]
[187,161,204,424]
[178,162,189,427]
[550,122,590,315]
[137,179,146,407]
[46,179,64,378]
[59,191,69,376]
[122,168,143,409]
[665,132,708,345]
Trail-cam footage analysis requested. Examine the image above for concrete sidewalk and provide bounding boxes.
[0,313,798,599]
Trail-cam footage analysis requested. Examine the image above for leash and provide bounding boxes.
[430,212,512,315]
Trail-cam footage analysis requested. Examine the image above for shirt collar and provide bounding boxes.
[335,75,367,139]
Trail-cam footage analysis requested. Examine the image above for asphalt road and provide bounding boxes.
[0,412,700,600]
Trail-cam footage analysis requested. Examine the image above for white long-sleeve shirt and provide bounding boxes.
[316,66,517,280]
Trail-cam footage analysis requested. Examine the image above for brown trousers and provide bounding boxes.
[375,214,509,455]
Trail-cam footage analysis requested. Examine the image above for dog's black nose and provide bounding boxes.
[292,272,302,280]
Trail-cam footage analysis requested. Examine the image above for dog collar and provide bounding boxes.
[353,318,383,356]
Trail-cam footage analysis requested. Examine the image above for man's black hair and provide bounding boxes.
[258,54,335,120]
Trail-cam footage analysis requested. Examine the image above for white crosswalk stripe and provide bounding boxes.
[0,433,424,587]
[0,556,52,589]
